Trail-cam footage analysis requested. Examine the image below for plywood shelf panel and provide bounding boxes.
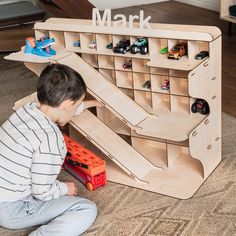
[104,152,204,199]
[147,54,209,71]
[136,111,206,141]
[4,48,72,63]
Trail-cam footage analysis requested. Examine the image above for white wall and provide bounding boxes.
[175,0,220,12]
[89,0,169,10]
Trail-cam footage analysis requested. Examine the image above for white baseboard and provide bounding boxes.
[89,0,169,10]
[175,0,220,12]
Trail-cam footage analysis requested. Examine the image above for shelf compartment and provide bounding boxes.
[98,55,114,69]
[64,32,80,49]
[114,57,132,71]
[150,67,169,75]
[170,95,190,114]
[96,34,113,53]
[169,69,189,77]
[132,137,167,168]
[152,93,170,113]
[99,68,116,84]
[96,107,131,136]
[132,58,149,73]
[148,38,167,56]
[35,29,49,40]
[113,35,130,49]
[134,90,152,113]
[151,74,169,94]
[81,53,98,68]
[80,33,97,51]
[170,77,188,96]
[115,71,133,89]
[188,41,209,61]
[120,88,134,100]
[49,30,65,48]
[133,73,151,91]
[167,144,203,177]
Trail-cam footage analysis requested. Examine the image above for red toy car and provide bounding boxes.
[63,135,107,191]
[123,59,132,69]
[161,79,170,90]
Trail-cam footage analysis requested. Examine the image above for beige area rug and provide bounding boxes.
[0,115,235,236]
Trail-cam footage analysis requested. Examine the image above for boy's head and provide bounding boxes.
[37,63,86,107]
[37,64,87,126]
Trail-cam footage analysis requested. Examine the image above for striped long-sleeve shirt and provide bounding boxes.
[0,102,68,203]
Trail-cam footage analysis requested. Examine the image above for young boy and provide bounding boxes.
[0,64,101,235]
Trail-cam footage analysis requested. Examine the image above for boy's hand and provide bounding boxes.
[65,182,78,196]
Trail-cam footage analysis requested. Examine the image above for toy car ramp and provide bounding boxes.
[57,53,149,128]
[70,110,160,183]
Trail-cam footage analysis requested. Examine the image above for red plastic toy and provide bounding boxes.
[63,135,107,191]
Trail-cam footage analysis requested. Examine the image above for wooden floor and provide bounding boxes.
[0,1,235,117]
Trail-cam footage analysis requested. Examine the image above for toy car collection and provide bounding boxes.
[143,80,151,89]
[195,51,209,60]
[24,36,56,57]
[130,37,148,55]
[161,79,170,90]
[168,43,187,60]
[88,41,96,49]
[63,135,107,191]
[123,59,132,69]
[73,40,81,47]
[191,99,209,115]
[113,39,130,54]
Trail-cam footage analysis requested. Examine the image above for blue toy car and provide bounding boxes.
[24,36,56,57]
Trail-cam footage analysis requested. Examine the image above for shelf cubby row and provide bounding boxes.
[98,68,188,96]
[35,29,209,62]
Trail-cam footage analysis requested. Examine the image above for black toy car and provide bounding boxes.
[113,39,130,54]
[143,80,151,89]
[195,51,209,60]
[130,38,148,55]
[191,99,209,115]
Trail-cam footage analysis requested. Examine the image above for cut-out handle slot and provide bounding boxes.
[207,144,212,150]
[204,119,209,125]
[192,131,198,136]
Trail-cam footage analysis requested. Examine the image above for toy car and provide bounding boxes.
[24,36,56,57]
[143,80,151,89]
[168,43,187,60]
[191,99,209,115]
[63,135,107,191]
[195,51,209,60]
[159,46,168,54]
[88,41,96,49]
[106,42,113,49]
[123,59,132,69]
[161,79,170,90]
[130,38,148,55]
[73,40,80,47]
[113,39,130,54]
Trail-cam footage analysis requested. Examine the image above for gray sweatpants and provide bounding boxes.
[0,195,97,236]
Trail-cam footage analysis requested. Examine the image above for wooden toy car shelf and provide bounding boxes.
[5,17,222,199]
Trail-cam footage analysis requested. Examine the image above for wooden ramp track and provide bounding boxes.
[57,53,149,128]
[70,110,161,183]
